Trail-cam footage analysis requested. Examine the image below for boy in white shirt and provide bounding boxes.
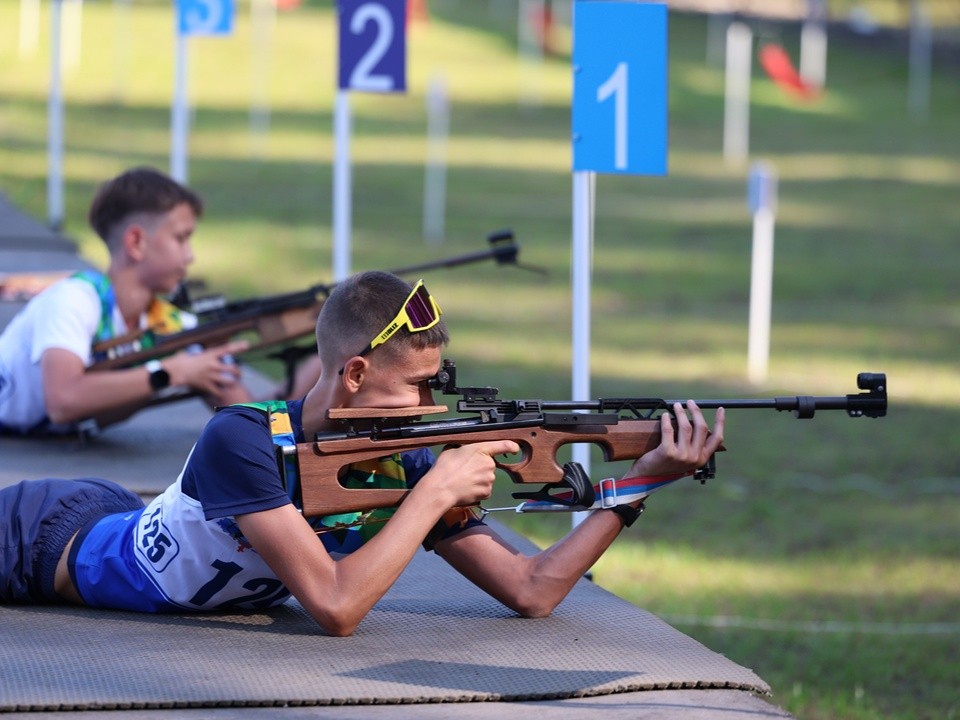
[0,167,250,435]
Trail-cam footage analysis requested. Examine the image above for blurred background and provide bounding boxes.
[1,1,957,718]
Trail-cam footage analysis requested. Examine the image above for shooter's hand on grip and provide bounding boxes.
[425,440,521,509]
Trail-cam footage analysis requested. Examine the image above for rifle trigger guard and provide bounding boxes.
[510,462,596,510]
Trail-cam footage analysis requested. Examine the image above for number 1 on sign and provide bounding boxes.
[596,62,628,170]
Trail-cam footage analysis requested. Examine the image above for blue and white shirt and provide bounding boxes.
[68,400,443,613]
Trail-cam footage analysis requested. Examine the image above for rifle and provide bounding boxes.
[87,230,524,381]
[281,361,888,520]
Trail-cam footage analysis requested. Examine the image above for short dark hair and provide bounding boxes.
[316,271,449,371]
[88,167,203,248]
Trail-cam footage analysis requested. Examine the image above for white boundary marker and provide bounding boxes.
[799,20,827,89]
[423,76,449,245]
[170,33,190,183]
[249,0,276,157]
[570,169,595,528]
[332,90,353,282]
[747,161,777,385]
[47,0,64,230]
[723,21,752,166]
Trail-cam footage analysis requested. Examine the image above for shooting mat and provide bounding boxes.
[0,526,770,712]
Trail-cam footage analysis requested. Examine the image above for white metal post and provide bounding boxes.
[723,21,752,166]
[250,0,275,156]
[571,169,595,528]
[747,207,775,384]
[800,0,827,90]
[332,90,353,282]
[423,76,449,245]
[170,33,189,183]
[747,162,778,385]
[800,21,827,89]
[47,0,64,230]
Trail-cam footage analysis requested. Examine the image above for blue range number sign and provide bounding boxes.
[338,0,407,93]
[572,2,668,175]
[177,0,235,36]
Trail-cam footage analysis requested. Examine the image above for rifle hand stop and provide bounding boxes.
[510,461,596,510]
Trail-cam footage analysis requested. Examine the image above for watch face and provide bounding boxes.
[149,366,170,391]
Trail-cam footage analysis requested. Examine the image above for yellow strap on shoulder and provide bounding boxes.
[146,297,186,335]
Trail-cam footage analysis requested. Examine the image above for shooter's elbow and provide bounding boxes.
[45,405,71,426]
[308,601,362,637]
[322,619,358,637]
[44,395,79,425]
[506,588,558,619]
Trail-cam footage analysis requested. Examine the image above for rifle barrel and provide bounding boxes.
[387,246,517,276]
[475,372,887,420]
[644,391,885,419]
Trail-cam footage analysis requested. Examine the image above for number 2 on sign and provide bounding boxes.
[350,3,395,91]
[596,62,628,170]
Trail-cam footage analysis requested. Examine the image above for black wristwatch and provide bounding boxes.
[145,359,170,392]
[609,503,643,528]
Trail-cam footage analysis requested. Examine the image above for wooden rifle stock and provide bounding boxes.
[293,415,663,518]
[89,300,322,371]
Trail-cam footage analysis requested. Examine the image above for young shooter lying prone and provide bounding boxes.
[0,167,324,437]
[0,271,724,635]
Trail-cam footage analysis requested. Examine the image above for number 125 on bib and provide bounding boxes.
[572,3,668,175]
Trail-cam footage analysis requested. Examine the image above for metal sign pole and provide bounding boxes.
[570,169,595,528]
[746,161,778,385]
[47,0,64,230]
[332,89,353,282]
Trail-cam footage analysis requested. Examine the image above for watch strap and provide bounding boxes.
[609,502,643,528]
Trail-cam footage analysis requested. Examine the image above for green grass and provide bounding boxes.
[2,2,958,718]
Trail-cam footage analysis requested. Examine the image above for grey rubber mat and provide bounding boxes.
[0,530,769,712]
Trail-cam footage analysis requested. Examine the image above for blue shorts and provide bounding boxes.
[0,478,144,604]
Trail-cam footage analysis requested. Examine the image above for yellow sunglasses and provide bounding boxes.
[340,280,442,372]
